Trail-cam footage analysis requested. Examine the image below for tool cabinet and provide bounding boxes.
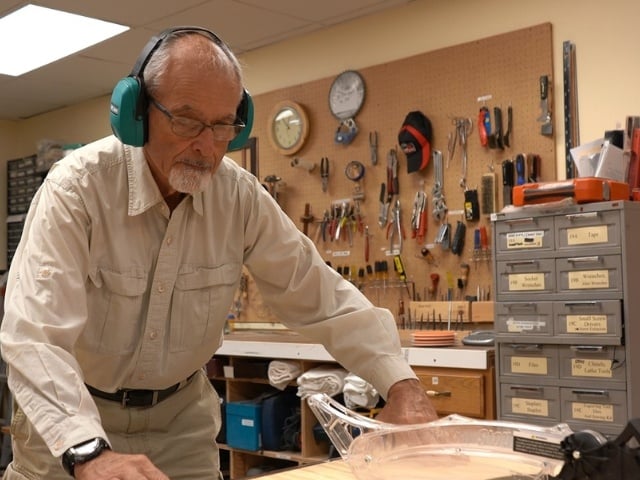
[492,200,640,436]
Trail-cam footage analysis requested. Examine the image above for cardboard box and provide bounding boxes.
[226,401,262,451]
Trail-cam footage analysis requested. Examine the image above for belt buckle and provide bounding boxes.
[121,390,159,408]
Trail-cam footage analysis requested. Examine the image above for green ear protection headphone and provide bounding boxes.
[109,26,253,151]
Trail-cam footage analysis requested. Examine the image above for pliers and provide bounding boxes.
[386,199,405,253]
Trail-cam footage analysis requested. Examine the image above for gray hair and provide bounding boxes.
[143,29,243,99]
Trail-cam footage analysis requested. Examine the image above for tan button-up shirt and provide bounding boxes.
[0,135,415,456]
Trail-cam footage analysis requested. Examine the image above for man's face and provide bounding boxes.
[143,39,242,197]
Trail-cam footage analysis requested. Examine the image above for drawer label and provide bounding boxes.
[506,319,547,333]
[566,314,608,333]
[508,273,545,291]
[568,270,610,289]
[512,398,549,416]
[506,231,544,249]
[566,225,608,245]
[571,402,614,422]
[511,356,548,375]
[571,359,613,378]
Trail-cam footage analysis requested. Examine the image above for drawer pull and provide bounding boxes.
[564,212,600,221]
[505,302,538,310]
[508,344,543,351]
[571,389,609,397]
[505,260,539,267]
[425,390,451,397]
[563,301,601,307]
[509,385,543,393]
[504,217,537,226]
[571,345,605,353]
[566,256,602,264]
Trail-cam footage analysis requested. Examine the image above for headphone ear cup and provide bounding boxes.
[110,77,147,147]
[228,88,254,152]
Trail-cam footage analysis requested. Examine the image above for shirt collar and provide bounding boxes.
[124,144,203,216]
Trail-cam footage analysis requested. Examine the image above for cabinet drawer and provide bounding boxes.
[498,343,558,379]
[494,215,554,257]
[495,301,553,336]
[414,370,485,418]
[500,383,560,423]
[560,387,627,430]
[556,255,622,295]
[558,345,626,383]
[496,258,555,298]
[554,300,623,344]
[555,209,621,253]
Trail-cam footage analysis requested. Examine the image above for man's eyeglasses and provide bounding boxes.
[150,98,245,141]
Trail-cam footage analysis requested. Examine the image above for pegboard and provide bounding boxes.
[229,23,554,326]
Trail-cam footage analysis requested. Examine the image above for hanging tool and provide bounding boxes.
[527,154,541,182]
[429,273,440,300]
[317,209,330,243]
[369,131,378,165]
[431,150,447,223]
[515,154,526,185]
[563,41,579,179]
[345,160,366,202]
[478,106,490,147]
[386,199,404,253]
[479,225,490,263]
[473,228,481,268]
[538,74,553,136]
[386,148,399,196]
[411,186,428,244]
[503,105,513,147]
[334,201,348,242]
[502,159,514,206]
[300,203,315,236]
[452,117,472,188]
[378,182,391,228]
[320,157,329,193]
[419,246,437,266]
[364,225,370,263]
[451,220,466,256]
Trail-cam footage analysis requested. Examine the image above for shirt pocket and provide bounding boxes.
[85,268,148,354]
[170,263,240,352]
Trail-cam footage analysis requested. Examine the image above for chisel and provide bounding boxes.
[502,159,514,206]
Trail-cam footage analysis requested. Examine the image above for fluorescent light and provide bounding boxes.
[0,4,129,76]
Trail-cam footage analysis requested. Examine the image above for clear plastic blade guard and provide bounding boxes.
[307,393,572,480]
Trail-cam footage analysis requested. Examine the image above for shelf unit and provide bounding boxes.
[212,335,495,479]
[492,200,640,436]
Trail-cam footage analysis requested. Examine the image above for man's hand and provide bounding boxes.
[74,450,169,480]
[375,378,438,424]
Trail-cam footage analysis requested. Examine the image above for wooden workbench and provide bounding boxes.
[255,460,354,479]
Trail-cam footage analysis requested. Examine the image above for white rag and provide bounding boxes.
[343,373,379,409]
[267,360,303,390]
[296,365,348,398]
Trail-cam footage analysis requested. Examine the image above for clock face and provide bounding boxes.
[273,107,302,149]
[268,101,309,155]
[328,70,365,120]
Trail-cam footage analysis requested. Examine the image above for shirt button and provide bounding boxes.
[149,331,158,340]
[138,373,145,380]
[39,267,51,278]
[157,283,165,293]
[166,236,173,246]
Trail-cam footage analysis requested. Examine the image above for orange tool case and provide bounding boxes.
[512,177,630,206]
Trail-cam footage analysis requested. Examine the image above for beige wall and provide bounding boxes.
[0,0,639,269]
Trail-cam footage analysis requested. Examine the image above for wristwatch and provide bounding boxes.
[62,437,110,476]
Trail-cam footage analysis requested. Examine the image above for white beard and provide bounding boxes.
[168,162,212,194]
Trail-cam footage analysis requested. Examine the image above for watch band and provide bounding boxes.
[62,437,110,477]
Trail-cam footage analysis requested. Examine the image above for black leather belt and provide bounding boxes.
[86,372,197,408]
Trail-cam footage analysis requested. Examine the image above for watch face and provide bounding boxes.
[329,70,365,120]
[272,106,302,149]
